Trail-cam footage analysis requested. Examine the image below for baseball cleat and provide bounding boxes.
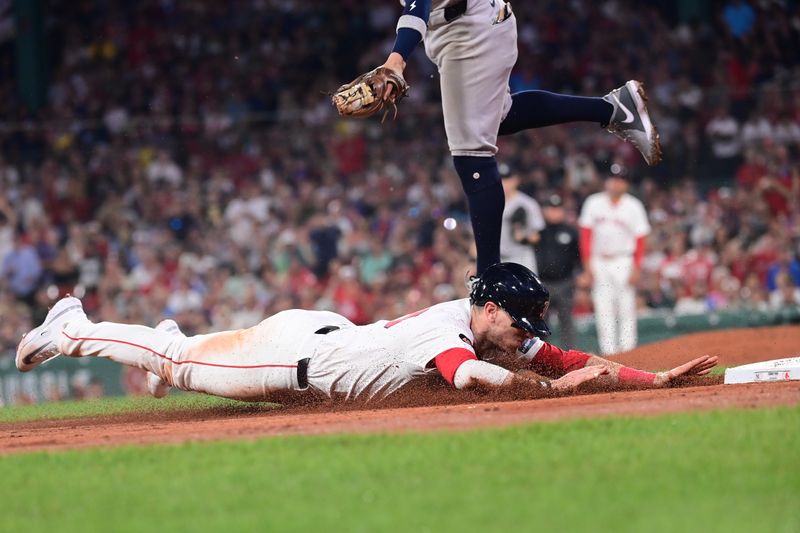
[146,319,185,398]
[16,296,87,372]
[603,80,662,166]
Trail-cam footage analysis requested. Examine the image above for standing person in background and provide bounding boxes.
[535,194,581,348]
[499,163,545,273]
[579,173,651,355]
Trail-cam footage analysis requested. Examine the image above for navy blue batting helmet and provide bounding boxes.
[469,262,551,337]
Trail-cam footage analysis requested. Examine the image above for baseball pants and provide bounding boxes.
[425,0,517,156]
[58,310,351,401]
[590,256,638,355]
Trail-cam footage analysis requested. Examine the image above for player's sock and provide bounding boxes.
[498,91,614,136]
[452,156,504,275]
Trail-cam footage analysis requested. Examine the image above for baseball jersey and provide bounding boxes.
[307,299,476,401]
[500,192,545,272]
[578,192,650,257]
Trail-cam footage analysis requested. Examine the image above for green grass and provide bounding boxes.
[1,406,798,533]
[0,394,272,424]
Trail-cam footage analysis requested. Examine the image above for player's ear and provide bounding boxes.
[484,301,499,323]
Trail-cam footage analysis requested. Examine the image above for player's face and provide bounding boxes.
[477,303,533,358]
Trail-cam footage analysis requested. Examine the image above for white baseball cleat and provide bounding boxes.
[603,80,663,166]
[146,319,186,398]
[16,296,87,372]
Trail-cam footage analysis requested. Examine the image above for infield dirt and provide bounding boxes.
[2,325,798,454]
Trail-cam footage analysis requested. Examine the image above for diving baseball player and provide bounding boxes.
[16,264,715,403]
[334,0,661,275]
[579,173,651,355]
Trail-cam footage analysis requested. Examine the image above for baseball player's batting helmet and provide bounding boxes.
[469,262,552,337]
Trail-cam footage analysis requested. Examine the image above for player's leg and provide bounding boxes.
[58,319,188,380]
[425,2,518,273]
[16,296,86,372]
[16,296,198,385]
[616,259,638,352]
[56,314,315,401]
[498,91,613,133]
[498,82,662,166]
[146,319,185,398]
[451,156,504,274]
[590,259,618,355]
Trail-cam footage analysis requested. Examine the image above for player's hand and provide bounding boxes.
[381,53,407,99]
[653,355,719,386]
[550,365,609,391]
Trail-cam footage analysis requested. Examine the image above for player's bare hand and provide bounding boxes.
[654,355,719,386]
[550,365,609,391]
[381,53,406,99]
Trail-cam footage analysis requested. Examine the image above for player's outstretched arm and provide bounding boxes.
[526,341,718,389]
[449,359,607,393]
[583,354,719,388]
[514,366,609,391]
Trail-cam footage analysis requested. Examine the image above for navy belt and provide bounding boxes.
[297,357,310,389]
[444,0,467,22]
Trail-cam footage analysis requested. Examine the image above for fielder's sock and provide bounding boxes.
[498,91,615,136]
[452,156,504,275]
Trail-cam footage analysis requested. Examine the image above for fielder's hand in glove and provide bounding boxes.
[653,355,719,386]
[331,67,410,122]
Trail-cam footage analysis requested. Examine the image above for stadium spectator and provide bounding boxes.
[706,106,742,179]
[1,233,43,305]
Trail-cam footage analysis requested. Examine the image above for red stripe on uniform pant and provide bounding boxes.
[61,332,298,369]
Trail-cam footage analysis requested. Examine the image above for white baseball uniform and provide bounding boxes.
[500,192,545,273]
[401,0,517,156]
[578,192,650,355]
[57,299,482,402]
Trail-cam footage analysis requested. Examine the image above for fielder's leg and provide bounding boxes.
[452,156,504,274]
[425,0,517,274]
[498,91,613,134]
[498,82,662,166]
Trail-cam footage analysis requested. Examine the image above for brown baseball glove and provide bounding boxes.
[331,67,410,122]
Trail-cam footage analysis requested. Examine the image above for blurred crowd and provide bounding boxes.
[1,0,799,360]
